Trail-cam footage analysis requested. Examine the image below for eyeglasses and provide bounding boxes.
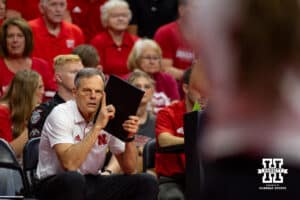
[140,56,161,61]
[133,84,153,90]
[110,13,130,19]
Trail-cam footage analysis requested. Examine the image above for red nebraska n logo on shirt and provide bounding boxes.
[98,134,107,145]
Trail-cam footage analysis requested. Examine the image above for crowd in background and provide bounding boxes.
[2,0,297,199]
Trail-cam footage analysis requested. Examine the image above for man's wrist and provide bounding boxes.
[124,136,135,143]
[103,169,112,175]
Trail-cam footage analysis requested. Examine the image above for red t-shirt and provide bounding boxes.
[90,31,138,78]
[6,0,41,20]
[29,17,84,66]
[68,0,106,42]
[153,72,180,101]
[155,100,186,177]
[0,57,57,99]
[0,105,13,142]
[154,21,195,70]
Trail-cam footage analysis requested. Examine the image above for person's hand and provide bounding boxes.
[122,115,139,138]
[94,92,115,130]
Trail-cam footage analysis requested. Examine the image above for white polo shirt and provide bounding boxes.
[37,100,125,179]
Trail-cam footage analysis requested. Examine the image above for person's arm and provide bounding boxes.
[5,9,21,19]
[102,155,121,175]
[114,115,139,174]
[54,92,115,171]
[157,132,184,147]
[10,128,28,157]
[161,58,184,80]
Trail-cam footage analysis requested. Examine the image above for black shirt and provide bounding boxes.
[127,0,178,38]
[28,93,65,139]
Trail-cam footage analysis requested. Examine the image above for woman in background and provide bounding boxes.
[90,0,138,78]
[0,17,55,99]
[128,38,180,114]
[0,69,44,157]
[128,69,156,173]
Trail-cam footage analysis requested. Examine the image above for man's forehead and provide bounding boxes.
[78,76,104,87]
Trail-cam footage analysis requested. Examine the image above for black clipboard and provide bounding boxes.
[100,75,145,141]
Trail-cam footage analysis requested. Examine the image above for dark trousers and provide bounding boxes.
[158,175,185,200]
[36,171,158,200]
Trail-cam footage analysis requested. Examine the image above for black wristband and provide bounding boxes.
[124,136,135,142]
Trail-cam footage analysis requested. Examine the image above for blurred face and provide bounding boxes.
[183,82,203,109]
[74,75,104,120]
[35,76,45,105]
[131,77,154,105]
[139,47,161,74]
[6,25,25,57]
[107,6,130,32]
[56,61,83,92]
[40,0,67,24]
[0,0,5,20]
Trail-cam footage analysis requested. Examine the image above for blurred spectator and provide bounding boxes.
[155,68,203,200]
[128,38,180,114]
[184,0,300,199]
[90,0,138,78]
[28,54,83,139]
[0,17,56,100]
[154,0,194,81]
[127,69,156,173]
[5,0,41,20]
[68,0,107,42]
[0,69,44,157]
[72,44,101,69]
[0,0,6,25]
[29,0,84,66]
[126,0,178,38]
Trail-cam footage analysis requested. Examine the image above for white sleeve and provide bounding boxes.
[107,133,125,155]
[43,106,74,148]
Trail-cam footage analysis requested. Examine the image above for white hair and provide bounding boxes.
[100,0,132,28]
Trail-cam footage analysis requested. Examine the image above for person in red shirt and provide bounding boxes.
[155,67,205,200]
[0,18,56,100]
[0,69,44,157]
[29,0,84,67]
[154,0,194,81]
[5,0,71,21]
[90,0,138,79]
[68,0,106,42]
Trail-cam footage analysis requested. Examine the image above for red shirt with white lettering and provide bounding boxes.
[90,31,138,78]
[154,21,194,70]
[29,17,84,66]
[155,100,186,177]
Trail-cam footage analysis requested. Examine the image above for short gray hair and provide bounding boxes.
[100,0,132,28]
[74,68,106,88]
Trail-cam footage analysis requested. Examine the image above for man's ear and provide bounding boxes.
[55,73,62,83]
[39,2,45,15]
[72,88,77,97]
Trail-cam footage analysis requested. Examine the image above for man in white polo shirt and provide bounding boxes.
[36,68,158,200]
